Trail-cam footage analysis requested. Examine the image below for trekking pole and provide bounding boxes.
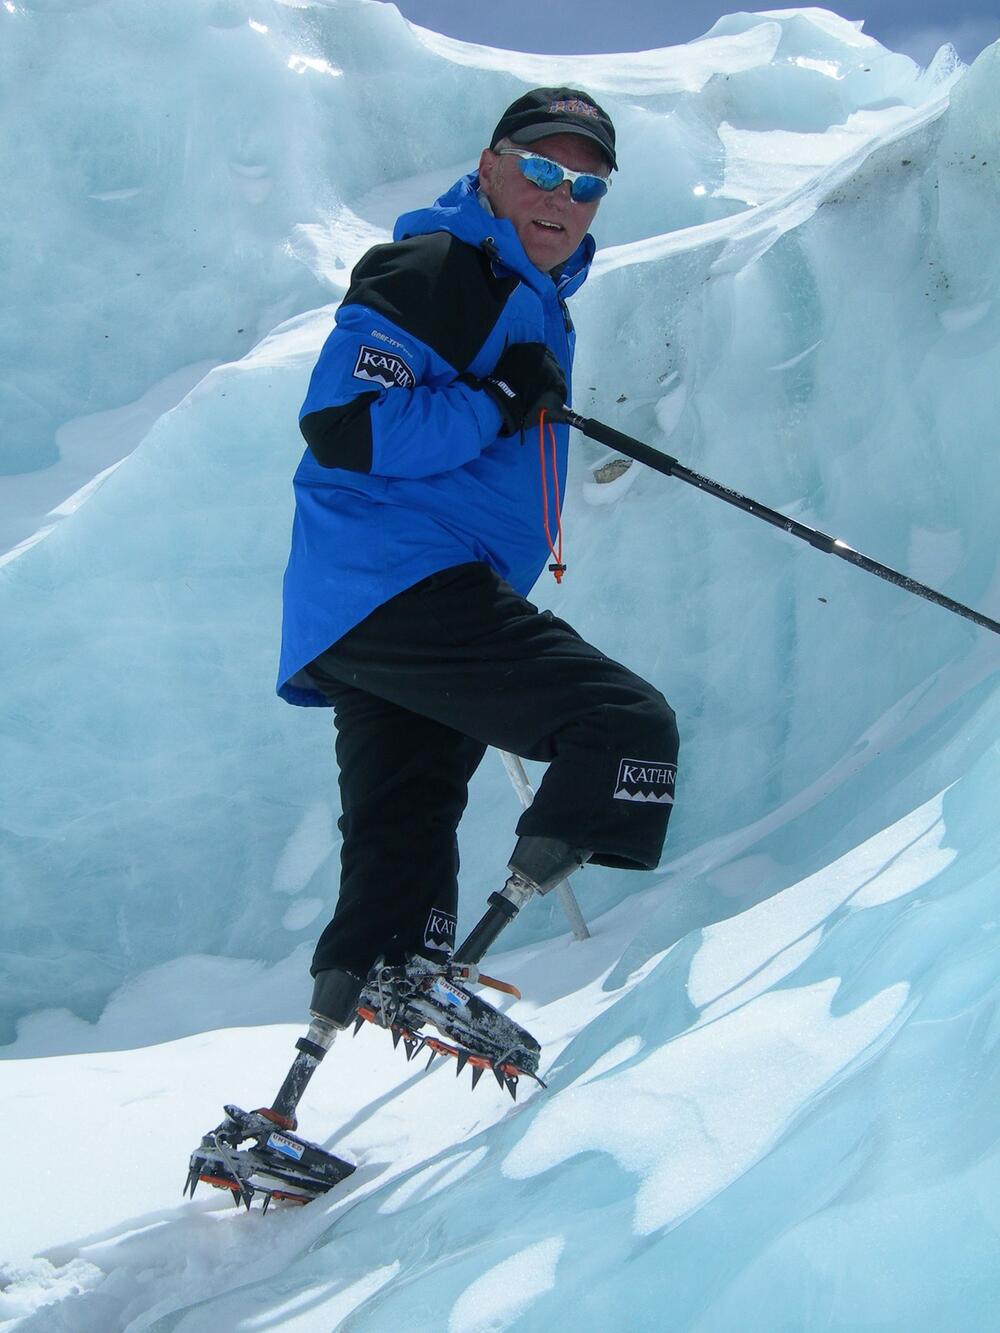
[550,408,1000,636]
[499,751,590,942]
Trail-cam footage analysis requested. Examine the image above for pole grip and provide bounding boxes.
[553,407,679,477]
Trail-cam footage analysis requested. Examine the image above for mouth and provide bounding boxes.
[532,219,564,234]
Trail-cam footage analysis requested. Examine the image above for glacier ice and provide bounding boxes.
[1,3,999,1329]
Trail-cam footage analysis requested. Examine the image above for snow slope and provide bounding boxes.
[2,2,999,1328]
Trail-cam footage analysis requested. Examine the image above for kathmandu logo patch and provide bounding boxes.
[353,344,416,390]
[613,758,676,804]
[424,908,457,952]
[549,98,600,120]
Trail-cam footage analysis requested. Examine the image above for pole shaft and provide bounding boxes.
[557,409,999,636]
[499,752,591,942]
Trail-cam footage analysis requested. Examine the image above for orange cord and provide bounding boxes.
[538,409,566,582]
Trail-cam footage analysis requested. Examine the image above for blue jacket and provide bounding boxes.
[277,172,595,706]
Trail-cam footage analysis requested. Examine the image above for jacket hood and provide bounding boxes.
[394,172,594,299]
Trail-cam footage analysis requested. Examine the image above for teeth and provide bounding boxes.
[535,220,562,230]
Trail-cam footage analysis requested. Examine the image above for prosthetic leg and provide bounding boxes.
[184,838,587,1207]
[183,992,357,1211]
[347,836,588,1097]
[456,835,590,963]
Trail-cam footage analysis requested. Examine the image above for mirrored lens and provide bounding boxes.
[570,175,608,203]
[519,156,565,191]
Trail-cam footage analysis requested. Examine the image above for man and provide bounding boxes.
[278,88,679,1063]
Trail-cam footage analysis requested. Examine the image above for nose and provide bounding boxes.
[551,179,573,207]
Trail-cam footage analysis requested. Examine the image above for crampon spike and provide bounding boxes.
[353,965,542,1095]
[352,1015,365,1037]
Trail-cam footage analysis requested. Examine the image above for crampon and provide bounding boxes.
[184,1105,355,1211]
[353,956,544,1101]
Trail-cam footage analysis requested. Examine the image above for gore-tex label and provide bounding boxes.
[267,1132,305,1161]
[353,344,416,390]
[369,328,413,356]
[613,758,677,804]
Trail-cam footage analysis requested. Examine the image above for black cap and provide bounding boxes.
[490,87,617,172]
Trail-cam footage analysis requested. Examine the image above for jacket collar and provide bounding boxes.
[394,172,594,300]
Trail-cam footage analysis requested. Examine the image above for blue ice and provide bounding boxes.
[1,3,998,1328]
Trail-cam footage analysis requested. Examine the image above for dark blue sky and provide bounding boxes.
[380,1,999,64]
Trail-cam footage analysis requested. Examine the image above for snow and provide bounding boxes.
[2,2,1000,1329]
[447,1238,564,1333]
[504,977,909,1235]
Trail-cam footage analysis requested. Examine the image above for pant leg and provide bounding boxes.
[309,678,486,977]
[309,562,679,874]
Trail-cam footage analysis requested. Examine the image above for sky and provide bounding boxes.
[378,1,1000,65]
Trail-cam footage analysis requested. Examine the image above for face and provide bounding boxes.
[478,132,609,272]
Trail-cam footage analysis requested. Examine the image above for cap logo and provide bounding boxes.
[548,97,599,119]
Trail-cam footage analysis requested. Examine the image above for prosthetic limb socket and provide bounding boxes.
[455,835,589,965]
[263,965,366,1124]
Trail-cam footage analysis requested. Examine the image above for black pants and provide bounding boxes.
[305,562,679,977]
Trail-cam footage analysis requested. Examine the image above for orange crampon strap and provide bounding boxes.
[538,409,566,583]
[476,972,522,1000]
[447,963,522,1000]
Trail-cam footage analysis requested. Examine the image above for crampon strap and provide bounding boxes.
[477,971,521,999]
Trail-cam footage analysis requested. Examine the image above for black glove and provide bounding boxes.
[466,342,568,437]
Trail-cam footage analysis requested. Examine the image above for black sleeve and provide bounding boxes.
[339,232,519,374]
[298,232,519,473]
[300,392,378,471]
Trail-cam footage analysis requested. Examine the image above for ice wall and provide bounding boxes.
[1,3,996,1053]
[2,4,1000,1329]
[0,0,955,485]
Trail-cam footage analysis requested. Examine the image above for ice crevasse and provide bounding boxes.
[0,3,998,1329]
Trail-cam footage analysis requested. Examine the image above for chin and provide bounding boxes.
[525,241,571,268]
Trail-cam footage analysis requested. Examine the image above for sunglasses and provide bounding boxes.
[495,147,611,204]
